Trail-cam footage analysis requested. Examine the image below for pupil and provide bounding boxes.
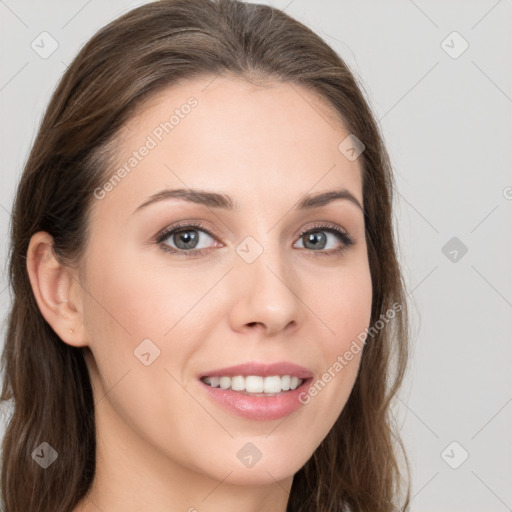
[176,230,198,249]
[305,232,326,250]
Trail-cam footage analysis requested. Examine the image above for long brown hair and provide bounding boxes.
[0,1,410,510]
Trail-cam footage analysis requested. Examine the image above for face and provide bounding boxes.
[78,75,372,486]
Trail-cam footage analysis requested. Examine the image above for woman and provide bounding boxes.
[0,0,410,510]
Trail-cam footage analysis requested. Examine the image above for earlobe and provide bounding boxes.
[26,231,87,348]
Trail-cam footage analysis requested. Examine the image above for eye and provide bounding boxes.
[294,223,355,256]
[156,222,218,256]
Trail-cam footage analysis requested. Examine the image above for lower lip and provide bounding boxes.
[199,379,312,421]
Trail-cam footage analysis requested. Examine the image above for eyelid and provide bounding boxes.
[154,220,222,244]
[297,221,352,240]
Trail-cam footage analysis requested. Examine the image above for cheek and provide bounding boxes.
[81,244,201,346]
[79,247,217,464]
[313,256,373,349]
[80,242,220,412]
[297,257,372,434]
[79,244,185,403]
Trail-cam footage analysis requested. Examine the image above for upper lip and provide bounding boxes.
[199,361,313,380]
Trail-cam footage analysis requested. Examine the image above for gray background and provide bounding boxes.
[1,1,511,510]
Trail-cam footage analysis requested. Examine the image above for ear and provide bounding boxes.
[26,231,87,347]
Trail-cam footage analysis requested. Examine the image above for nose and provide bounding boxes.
[228,238,303,337]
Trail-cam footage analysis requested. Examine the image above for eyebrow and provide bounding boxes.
[133,188,363,214]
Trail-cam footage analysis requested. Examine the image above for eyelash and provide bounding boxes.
[155,221,355,258]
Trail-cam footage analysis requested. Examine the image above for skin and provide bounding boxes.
[27,75,372,512]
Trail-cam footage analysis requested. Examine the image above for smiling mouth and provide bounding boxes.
[200,375,305,396]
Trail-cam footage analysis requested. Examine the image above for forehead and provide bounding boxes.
[92,75,363,220]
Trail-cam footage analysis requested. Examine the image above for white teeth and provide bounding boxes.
[263,376,281,393]
[231,375,245,391]
[245,375,264,393]
[201,375,305,394]
[281,374,291,391]
[219,376,231,389]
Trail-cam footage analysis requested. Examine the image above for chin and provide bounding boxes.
[220,463,298,486]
